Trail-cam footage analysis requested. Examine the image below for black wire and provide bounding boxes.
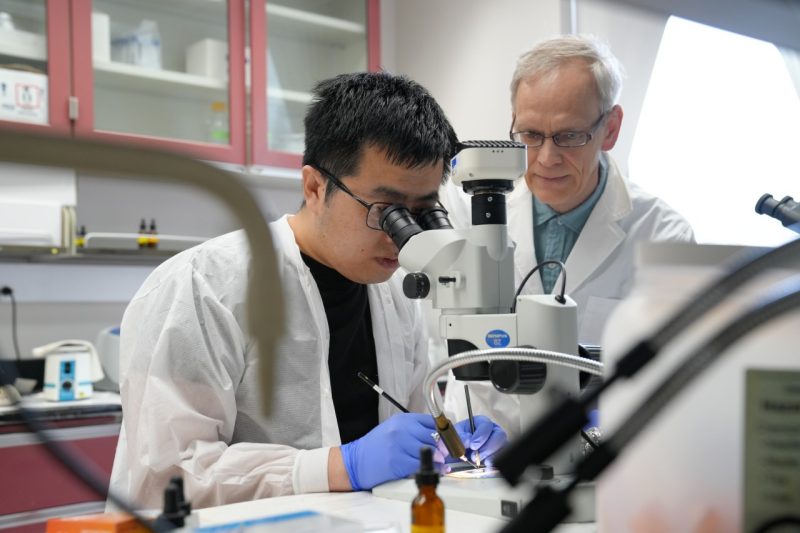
[580,430,599,450]
[3,287,23,361]
[8,291,22,361]
[510,260,567,312]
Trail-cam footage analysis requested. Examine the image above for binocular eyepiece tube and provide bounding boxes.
[380,205,453,250]
[756,193,800,232]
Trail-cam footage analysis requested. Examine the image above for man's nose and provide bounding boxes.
[532,138,562,166]
[380,229,399,250]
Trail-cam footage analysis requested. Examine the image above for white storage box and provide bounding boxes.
[92,11,110,62]
[0,27,46,60]
[0,201,63,246]
[186,38,227,81]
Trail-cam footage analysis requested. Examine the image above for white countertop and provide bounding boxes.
[192,491,596,533]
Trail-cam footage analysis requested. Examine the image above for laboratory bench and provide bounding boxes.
[192,491,596,533]
[0,391,121,532]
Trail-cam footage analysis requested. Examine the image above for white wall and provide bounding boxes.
[381,0,667,176]
[382,0,561,142]
[0,169,302,361]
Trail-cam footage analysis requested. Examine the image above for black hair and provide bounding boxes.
[303,72,458,199]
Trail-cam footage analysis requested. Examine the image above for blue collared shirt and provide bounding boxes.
[533,156,609,293]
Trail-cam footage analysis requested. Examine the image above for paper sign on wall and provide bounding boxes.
[0,68,48,124]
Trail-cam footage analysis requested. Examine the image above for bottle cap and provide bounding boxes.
[415,447,439,487]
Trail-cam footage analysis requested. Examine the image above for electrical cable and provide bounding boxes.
[10,397,164,532]
[1,286,22,361]
[501,277,800,533]
[511,261,567,312]
[580,429,599,451]
[1,287,150,524]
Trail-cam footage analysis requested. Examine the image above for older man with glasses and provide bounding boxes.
[442,35,695,439]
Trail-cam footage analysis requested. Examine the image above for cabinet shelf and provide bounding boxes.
[266,3,365,44]
[0,245,175,266]
[267,87,313,104]
[93,60,226,101]
[0,29,46,62]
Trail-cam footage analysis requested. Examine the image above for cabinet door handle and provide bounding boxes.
[68,97,79,120]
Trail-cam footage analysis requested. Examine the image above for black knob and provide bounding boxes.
[403,272,430,299]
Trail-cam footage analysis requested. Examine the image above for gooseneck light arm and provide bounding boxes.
[423,348,604,417]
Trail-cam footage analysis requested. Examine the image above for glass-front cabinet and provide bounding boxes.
[0,0,71,133]
[250,0,379,168]
[0,0,379,168]
[73,0,246,163]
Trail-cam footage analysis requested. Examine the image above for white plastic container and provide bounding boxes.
[186,38,227,80]
[91,11,110,62]
[597,242,800,532]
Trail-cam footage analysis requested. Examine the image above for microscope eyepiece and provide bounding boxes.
[416,205,453,231]
[380,204,423,250]
[755,193,800,232]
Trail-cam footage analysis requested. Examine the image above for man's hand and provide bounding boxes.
[453,415,507,465]
[339,413,443,490]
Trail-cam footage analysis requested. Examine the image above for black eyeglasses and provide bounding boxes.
[311,165,444,231]
[509,110,608,148]
[311,165,395,230]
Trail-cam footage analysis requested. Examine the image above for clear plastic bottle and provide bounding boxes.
[136,19,162,69]
[411,447,444,533]
[208,101,229,144]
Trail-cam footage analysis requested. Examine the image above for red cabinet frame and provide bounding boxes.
[249,0,381,168]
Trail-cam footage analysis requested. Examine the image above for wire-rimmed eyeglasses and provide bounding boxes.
[311,164,396,230]
[509,110,608,148]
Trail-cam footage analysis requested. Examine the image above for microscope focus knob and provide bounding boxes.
[403,272,430,299]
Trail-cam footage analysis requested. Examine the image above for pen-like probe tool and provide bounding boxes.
[357,372,476,467]
[464,384,481,467]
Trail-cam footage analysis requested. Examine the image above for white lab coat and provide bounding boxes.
[442,155,695,436]
[109,215,430,510]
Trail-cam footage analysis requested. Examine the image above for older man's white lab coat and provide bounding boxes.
[109,215,429,509]
[442,155,695,436]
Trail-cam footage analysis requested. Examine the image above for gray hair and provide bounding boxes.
[510,35,625,112]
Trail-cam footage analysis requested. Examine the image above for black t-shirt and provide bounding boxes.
[301,253,379,444]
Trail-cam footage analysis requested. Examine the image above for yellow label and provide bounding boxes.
[411,526,444,533]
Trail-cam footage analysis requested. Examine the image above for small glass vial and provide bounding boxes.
[411,447,444,533]
[75,225,86,248]
[147,218,158,249]
[137,218,148,249]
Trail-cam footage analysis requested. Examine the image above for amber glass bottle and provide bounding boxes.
[411,447,444,533]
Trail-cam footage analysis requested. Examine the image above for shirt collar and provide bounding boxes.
[533,155,609,232]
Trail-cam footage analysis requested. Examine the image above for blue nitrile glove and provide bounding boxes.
[452,415,507,466]
[340,413,443,491]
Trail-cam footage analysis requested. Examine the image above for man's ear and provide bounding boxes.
[600,105,623,152]
[301,165,327,211]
